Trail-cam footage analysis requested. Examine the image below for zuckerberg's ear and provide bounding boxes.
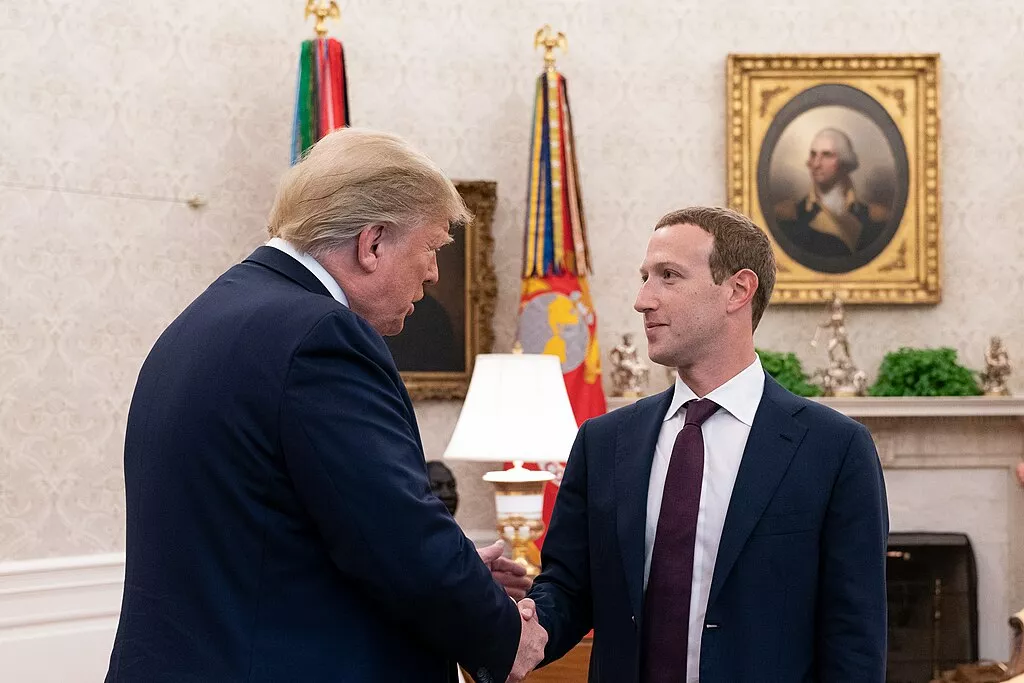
[726,268,759,317]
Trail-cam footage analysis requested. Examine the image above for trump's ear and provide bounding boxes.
[355,224,388,274]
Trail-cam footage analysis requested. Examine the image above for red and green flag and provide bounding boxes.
[292,36,350,164]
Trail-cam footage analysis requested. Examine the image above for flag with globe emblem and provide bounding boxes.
[516,40,607,551]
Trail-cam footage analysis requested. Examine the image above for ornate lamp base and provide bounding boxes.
[483,462,555,578]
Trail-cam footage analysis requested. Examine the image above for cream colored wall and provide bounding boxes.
[1,0,1022,559]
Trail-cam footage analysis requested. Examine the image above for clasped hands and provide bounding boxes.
[477,541,548,682]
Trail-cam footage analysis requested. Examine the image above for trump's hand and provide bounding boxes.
[506,598,547,683]
[478,540,533,601]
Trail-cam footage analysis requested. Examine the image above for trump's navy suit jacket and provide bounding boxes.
[106,247,520,683]
[529,375,889,682]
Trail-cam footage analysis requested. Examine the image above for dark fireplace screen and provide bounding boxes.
[886,532,979,683]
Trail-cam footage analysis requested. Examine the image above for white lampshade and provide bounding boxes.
[443,353,578,464]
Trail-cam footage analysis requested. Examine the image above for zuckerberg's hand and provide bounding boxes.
[477,540,533,601]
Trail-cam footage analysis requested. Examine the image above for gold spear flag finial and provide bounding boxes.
[534,25,567,72]
[305,0,340,38]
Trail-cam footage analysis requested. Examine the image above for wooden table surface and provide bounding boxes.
[523,638,590,682]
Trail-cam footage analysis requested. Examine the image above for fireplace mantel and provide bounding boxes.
[812,395,1024,418]
[607,395,1024,418]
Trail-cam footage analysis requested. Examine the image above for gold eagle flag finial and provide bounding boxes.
[305,0,340,38]
[534,25,567,72]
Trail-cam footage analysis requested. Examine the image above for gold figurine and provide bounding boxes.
[810,293,867,397]
[534,25,567,71]
[980,336,1012,396]
[609,333,649,398]
[305,0,340,37]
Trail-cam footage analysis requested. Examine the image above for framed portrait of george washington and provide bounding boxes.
[384,180,497,400]
[727,54,941,304]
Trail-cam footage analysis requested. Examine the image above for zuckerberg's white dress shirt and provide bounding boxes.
[643,355,765,682]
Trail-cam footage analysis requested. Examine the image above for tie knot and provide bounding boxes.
[683,398,719,427]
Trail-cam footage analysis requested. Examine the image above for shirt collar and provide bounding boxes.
[663,355,765,427]
[265,237,349,307]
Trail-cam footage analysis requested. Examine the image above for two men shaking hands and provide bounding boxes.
[106,129,888,683]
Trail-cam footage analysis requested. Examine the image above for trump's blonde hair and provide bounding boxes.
[267,128,470,257]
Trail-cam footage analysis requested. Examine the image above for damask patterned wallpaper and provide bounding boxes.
[1,0,1022,559]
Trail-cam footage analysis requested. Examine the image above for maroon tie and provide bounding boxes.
[641,398,720,683]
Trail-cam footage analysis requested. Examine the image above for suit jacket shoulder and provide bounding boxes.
[761,376,867,444]
[581,390,673,442]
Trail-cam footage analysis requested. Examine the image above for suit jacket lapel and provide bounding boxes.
[708,376,808,607]
[615,389,674,620]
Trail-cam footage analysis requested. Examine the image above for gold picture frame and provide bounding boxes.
[385,180,498,400]
[727,54,941,304]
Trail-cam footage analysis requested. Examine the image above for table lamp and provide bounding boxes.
[443,352,578,577]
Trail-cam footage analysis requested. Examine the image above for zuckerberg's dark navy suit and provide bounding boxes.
[529,376,889,682]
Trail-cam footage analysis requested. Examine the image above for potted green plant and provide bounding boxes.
[869,347,982,397]
[756,349,821,397]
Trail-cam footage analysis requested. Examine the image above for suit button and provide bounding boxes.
[631,615,636,627]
